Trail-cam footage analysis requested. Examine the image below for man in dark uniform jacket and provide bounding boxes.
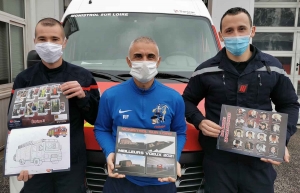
[183,7,299,193]
[8,18,100,193]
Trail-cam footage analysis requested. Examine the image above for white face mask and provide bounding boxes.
[129,60,158,83]
[35,42,63,64]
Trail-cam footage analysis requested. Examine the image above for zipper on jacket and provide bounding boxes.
[257,74,262,103]
[258,74,262,86]
[142,90,145,118]
[222,74,225,85]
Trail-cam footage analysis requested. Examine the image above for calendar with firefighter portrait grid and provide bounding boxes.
[4,83,70,176]
[113,126,177,179]
[217,105,288,162]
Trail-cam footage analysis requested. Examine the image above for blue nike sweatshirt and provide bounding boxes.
[94,78,187,186]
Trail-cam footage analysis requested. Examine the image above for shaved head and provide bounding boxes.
[35,18,65,39]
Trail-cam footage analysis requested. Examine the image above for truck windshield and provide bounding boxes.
[45,142,59,151]
[63,12,218,76]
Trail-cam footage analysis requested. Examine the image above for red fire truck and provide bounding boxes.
[47,126,68,138]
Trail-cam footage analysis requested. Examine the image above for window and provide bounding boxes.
[0,0,25,18]
[10,25,25,81]
[0,21,9,84]
[275,57,292,75]
[46,142,59,151]
[254,8,296,27]
[0,0,26,85]
[252,32,294,51]
[298,8,300,27]
[63,13,218,73]
[0,22,25,84]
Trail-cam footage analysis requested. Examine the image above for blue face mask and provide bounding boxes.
[223,35,251,56]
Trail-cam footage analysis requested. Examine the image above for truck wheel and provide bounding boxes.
[19,159,25,165]
[33,158,42,166]
[63,135,66,137]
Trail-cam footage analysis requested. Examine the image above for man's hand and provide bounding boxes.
[199,119,221,138]
[261,146,290,165]
[17,170,33,182]
[60,81,85,99]
[158,162,181,183]
[106,153,125,178]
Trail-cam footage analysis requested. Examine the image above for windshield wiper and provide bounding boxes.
[155,73,190,79]
[118,73,190,83]
[90,71,127,82]
[155,73,190,83]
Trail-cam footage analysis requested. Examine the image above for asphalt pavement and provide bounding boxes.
[273,128,300,193]
[0,150,9,193]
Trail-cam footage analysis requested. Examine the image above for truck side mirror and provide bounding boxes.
[27,50,41,69]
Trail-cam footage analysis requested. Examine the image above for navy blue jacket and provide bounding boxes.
[9,61,100,164]
[183,46,299,154]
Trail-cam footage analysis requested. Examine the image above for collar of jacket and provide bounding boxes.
[39,60,67,73]
[211,45,270,76]
[129,77,157,95]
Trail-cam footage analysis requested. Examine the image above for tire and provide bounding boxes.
[19,159,25,165]
[33,158,42,166]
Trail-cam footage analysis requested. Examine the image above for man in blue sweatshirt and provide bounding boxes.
[94,36,186,193]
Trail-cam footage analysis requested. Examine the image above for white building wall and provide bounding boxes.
[208,0,255,46]
[25,0,64,53]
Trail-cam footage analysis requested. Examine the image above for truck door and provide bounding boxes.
[37,143,44,159]
[31,145,37,162]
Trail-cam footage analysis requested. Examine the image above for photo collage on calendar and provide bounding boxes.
[113,126,177,178]
[7,83,69,129]
[217,105,288,162]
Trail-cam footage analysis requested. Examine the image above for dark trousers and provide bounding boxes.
[203,154,277,193]
[103,177,177,193]
[20,159,86,193]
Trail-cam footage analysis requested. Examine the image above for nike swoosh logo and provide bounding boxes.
[119,109,132,114]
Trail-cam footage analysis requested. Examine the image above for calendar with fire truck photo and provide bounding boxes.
[4,83,70,176]
[113,126,177,179]
[217,105,288,162]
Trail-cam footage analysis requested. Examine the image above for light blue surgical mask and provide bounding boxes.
[222,34,251,56]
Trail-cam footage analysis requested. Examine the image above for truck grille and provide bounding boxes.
[86,163,204,193]
[176,165,205,193]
